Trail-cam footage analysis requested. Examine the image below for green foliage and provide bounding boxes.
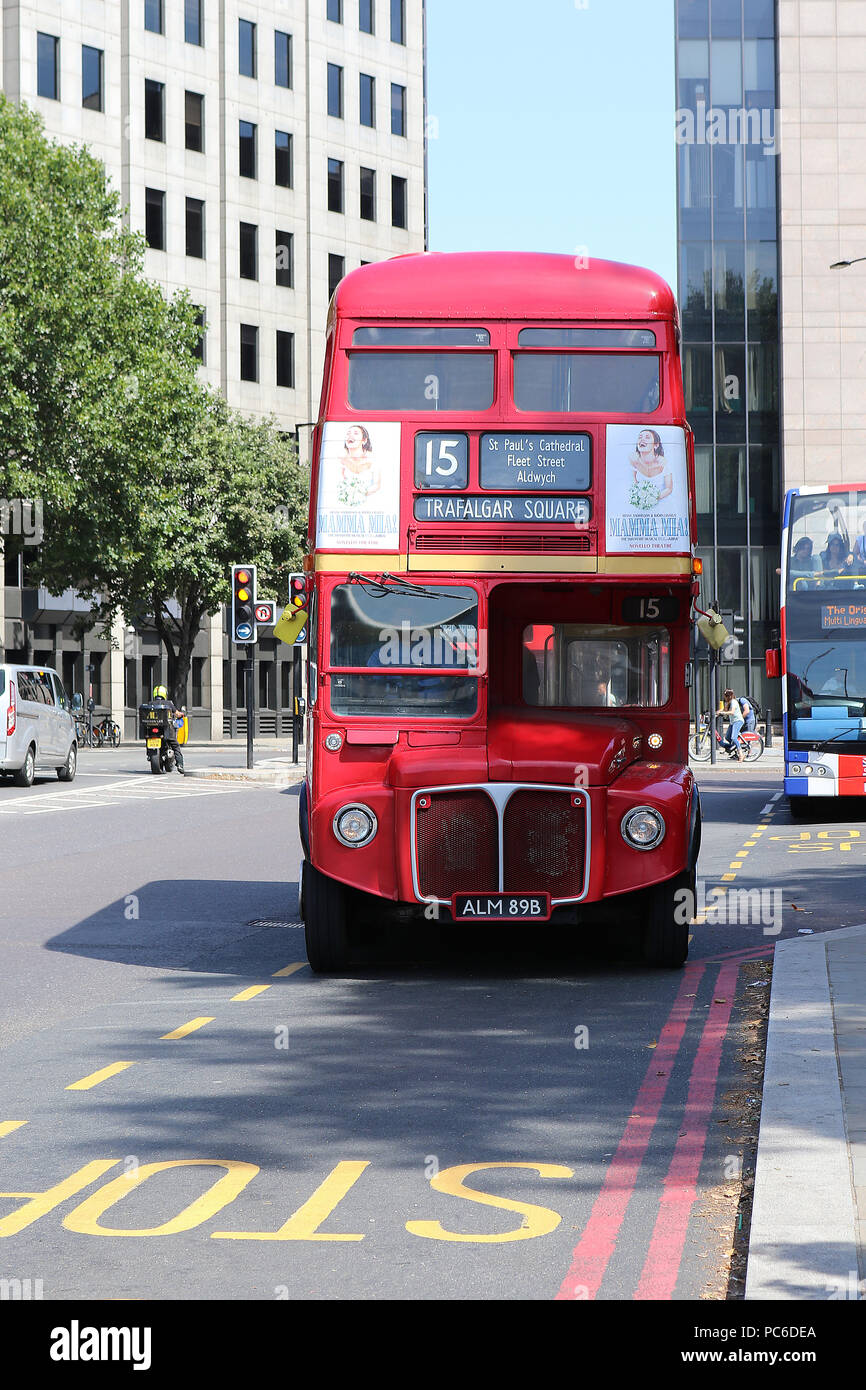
[0,96,309,704]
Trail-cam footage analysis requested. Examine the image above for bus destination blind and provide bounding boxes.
[822,602,866,630]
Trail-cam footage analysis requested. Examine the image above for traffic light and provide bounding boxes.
[288,573,310,614]
[274,573,310,645]
[232,564,257,644]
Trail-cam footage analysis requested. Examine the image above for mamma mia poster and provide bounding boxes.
[605,424,689,554]
[316,421,401,550]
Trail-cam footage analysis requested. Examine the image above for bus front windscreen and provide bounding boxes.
[329,583,479,718]
[788,489,866,595]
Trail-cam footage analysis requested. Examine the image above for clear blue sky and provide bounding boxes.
[426,0,677,290]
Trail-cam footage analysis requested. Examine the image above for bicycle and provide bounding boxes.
[94,716,122,747]
[689,711,765,762]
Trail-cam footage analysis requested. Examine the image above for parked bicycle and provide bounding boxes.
[689,710,765,762]
[94,716,122,747]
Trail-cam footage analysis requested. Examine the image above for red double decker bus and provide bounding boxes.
[297,252,701,972]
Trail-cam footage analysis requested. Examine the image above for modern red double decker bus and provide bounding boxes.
[296,251,701,972]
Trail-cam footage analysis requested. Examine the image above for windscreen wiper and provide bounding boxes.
[347,571,446,601]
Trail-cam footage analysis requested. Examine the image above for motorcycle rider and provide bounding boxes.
[151,685,185,775]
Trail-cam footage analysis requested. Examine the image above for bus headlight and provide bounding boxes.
[621,806,666,850]
[333,804,377,848]
[790,763,802,775]
[815,764,828,777]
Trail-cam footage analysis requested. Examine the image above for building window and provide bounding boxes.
[328,158,344,213]
[144,79,165,141]
[145,188,165,249]
[185,91,204,151]
[239,222,258,280]
[37,33,59,100]
[360,73,375,127]
[275,30,292,87]
[391,0,405,44]
[276,331,295,388]
[185,0,203,46]
[276,230,294,287]
[327,63,343,118]
[191,657,206,707]
[82,46,103,111]
[360,166,376,221]
[391,82,406,136]
[145,0,163,35]
[186,198,205,258]
[240,324,258,382]
[328,253,345,299]
[239,120,257,178]
[124,658,137,709]
[239,19,256,77]
[391,174,407,229]
[327,0,343,21]
[275,130,293,187]
[193,307,206,363]
[360,0,375,34]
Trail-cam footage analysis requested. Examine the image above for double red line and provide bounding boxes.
[555,960,740,1301]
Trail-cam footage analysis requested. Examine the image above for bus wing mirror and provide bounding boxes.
[765,648,781,679]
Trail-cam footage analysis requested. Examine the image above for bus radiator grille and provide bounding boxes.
[413,532,593,553]
[416,790,498,900]
[502,791,586,898]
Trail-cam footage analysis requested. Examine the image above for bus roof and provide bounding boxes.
[333,251,677,323]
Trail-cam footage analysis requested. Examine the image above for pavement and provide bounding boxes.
[746,922,866,1300]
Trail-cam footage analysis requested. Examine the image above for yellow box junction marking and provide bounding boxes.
[160,1017,215,1040]
[231,985,271,1001]
[272,963,307,978]
[0,1122,27,1138]
[66,1062,135,1091]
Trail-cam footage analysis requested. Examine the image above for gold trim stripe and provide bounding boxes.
[314,553,692,576]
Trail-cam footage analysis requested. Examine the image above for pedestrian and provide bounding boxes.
[721,688,745,761]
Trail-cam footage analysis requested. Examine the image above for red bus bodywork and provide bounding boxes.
[299,252,700,969]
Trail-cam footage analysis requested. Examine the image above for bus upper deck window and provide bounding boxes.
[514,353,660,414]
[517,328,656,348]
[353,326,490,346]
[347,351,495,411]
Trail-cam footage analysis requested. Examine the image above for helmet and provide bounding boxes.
[153,685,168,699]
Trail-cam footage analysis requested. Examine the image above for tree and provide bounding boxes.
[39,392,309,706]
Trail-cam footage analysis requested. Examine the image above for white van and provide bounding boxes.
[0,664,77,786]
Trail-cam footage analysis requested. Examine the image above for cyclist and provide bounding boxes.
[151,685,185,775]
[721,688,745,761]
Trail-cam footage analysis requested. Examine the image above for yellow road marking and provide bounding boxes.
[66,1062,135,1091]
[0,1121,27,1137]
[730,861,744,869]
[721,873,736,882]
[272,963,307,978]
[212,1160,371,1242]
[743,840,757,847]
[231,985,271,1001]
[160,1017,214,1040]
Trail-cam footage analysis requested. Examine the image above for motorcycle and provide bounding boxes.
[138,702,185,775]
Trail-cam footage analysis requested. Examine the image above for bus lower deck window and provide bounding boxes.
[523,624,670,708]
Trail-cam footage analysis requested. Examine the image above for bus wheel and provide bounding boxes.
[641,871,691,969]
[304,863,351,973]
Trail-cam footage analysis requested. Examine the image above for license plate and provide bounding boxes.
[451,893,551,922]
[146,737,162,749]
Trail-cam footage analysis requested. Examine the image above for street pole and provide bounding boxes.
[709,652,718,764]
[245,643,255,769]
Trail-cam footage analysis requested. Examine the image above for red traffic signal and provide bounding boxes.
[289,573,310,610]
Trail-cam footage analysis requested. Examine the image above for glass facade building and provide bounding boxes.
[675,0,781,709]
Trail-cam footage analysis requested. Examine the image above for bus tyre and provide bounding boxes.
[304,863,351,973]
[642,871,691,969]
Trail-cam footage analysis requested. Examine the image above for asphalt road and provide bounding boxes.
[0,746,863,1300]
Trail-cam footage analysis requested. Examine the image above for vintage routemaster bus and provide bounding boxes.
[296,252,702,972]
[767,484,866,816]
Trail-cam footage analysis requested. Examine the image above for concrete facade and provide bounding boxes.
[778,0,866,487]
